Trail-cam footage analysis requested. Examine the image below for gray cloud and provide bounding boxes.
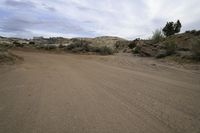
[0,13,96,38]
[41,3,56,12]
[4,0,36,8]
[0,0,200,39]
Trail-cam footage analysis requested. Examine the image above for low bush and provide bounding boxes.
[115,40,130,50]
[65,43,114,55]
[45,45,57,50]
[0,43,13,49]
[58,44,66,49]
[191,39,200,60]
[96,46,114,55]
[192,30,200,36]
[185,30,190,33]
[71,47,84,53]
[128,39,140,49]
[36,44,57,50]
[151,29,165,43]
[0,48,21,64]
[65,43,92,52]
[36,44,45,49]
[0,46,7,52]
[164,41,177,55]
[132,46,141,54]
[29,41,35,45]
[128,41,136,49]
[190,30,196,34]
[13,41,24,47]
[186,30,200,36]
[65,43,80,50]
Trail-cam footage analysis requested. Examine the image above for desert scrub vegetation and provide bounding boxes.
[132,46,141,54]
[64,39,114,55]
[128,38,141,49]
[36,44,57,50]
[115,40,130,51]
[65,43,114,55]
[13,41,24,47]
[44,45,57,50]
[128,41,136,49]
[29,41,35,45]
[151,29,165,43]
[93,46,114,55]
[164,41,177,55]
[65,43,92,52]
[0,42,14,49]
[0,47,22,64]
[185,30,200,36]
[0,46,7,52]
[191,39,200,60]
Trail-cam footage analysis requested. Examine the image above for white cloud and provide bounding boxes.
[0,0,200,39]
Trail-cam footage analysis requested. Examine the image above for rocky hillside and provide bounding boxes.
[0,36,130,55]
[81,36,127,48]
[0,36,128,48]
[130,30,200,61]
[1,31,199,62]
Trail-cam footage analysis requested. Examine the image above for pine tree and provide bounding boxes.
[174,20,182,33]
[162,20,182,36]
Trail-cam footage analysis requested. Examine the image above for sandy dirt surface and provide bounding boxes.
[0,50,200,133]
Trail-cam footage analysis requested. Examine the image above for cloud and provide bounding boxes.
[0,0,200,39]
[41,3,56,12]
[0,10,97,38]
[4,0,36,8]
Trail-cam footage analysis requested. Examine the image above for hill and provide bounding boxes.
[129,30,200,62]
[1,32,200,62]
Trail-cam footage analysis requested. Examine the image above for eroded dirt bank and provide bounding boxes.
[0,50,200,133]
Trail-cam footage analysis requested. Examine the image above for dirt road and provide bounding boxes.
[0,50,200,133]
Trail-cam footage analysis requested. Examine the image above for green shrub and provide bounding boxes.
[196,30,200,36]
[65,43,80,50]
[65,43,92,52]
[58,44,66,49]
[97,46,114,55]
[151,29,165,43]
[128,39,140,49]
[0,43,13,49]
[191,30,200,36]
[115,40,130,50]
[36,44,57,50]
[71,47,84,53]
[36,44,45,49]
[128,41,136,49]
[44,45,57,50]
[65,41,113,55]
[185,30,200,36]
[29,41,35,45]
[164,41,177,55]
[132,46,141,54]
[0,46,7,52]
[13,41,24,47]
[191,39,200,60]
[190,30,196,34]
[185,30,190,33]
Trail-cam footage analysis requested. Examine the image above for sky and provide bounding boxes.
[0,0,200,39]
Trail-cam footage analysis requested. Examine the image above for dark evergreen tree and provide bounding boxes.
[174,20,182,33]
[162,22,174,36]
[162,20,182,36]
